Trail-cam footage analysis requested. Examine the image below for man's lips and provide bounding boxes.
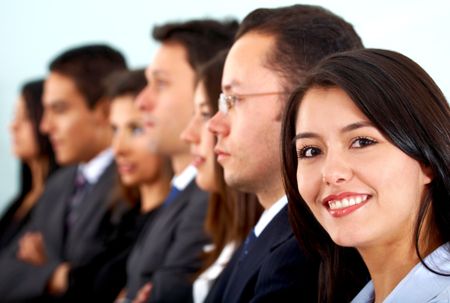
[143,116,156,128]
[117,162,135,174]
[214,147,230,162]
[144,121,155,128]
[50,138,62,149]
[191,154,205,167]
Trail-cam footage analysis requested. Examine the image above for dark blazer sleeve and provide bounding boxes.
[65,205,151,303]
[0,163,125,302]
[147,187,209,303]
[0,167,74,301]
[0,196,33,251]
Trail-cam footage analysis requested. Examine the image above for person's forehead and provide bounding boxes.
[222,33,279,91]
[43,73,87,106]
[227,32,273,67]
[150,42,191,75]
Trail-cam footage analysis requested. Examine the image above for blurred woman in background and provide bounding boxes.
[0,79,59,249]
[106,69,173,303]
[66,69,173,303]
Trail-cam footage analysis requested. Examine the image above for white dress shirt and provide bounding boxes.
[171,164,197,191]
[352,242,450,303]
[193,242,237,303]
[78,148,114,184]
[192,195,288,303]
[254,195,288,237]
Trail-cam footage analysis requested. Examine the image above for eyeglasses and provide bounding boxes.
[218,91,286,114]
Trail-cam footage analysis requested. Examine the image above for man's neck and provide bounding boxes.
[171,152,192,176]
[256,182,285,210]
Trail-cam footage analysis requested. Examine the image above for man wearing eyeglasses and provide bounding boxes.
[207,5,363,303]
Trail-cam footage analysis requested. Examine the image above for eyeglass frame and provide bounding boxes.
[218,91,287,114]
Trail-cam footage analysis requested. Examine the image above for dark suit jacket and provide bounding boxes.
[0,196,34,251]
[0,162,128,302]
[205,205,318,303]
[125,180,209,303]
[67,206,160,303]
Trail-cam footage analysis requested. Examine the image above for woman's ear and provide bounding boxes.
[421,163,434,185]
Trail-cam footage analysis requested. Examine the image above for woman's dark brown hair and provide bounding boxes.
[15,79,60,206]
[0,79,60,249]
[196,50,263,271]
[281,48,450,302]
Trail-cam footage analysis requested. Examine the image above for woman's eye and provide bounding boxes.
[153,79,169,92]
[351,136,377,148]
[200,111,212,120]
[131,126,144,135]
[297,145,321,159]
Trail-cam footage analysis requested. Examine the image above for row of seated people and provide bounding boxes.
[1,4,449,303]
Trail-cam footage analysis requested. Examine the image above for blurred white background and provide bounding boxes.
[1,0,449,214]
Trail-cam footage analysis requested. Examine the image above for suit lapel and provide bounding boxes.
[132,181,197,268]
[224,206,292,302]
[64,162,117,258]
[40,166,78,258]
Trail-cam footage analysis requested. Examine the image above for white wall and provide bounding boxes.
[1,0,449,214]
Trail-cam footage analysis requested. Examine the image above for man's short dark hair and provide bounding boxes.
[236,4,364,91]
[49,44,127,109]
[152,19,238,71]
[105,69,147,100]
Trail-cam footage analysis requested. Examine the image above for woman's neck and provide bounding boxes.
[359,226,441,302]
[360,242,418,302]
[14,157,48,220]
[139,176,171,213]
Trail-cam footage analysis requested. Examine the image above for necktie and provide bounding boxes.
[162,186,181,208]
[239,228,257,262]
[66,171,90,229]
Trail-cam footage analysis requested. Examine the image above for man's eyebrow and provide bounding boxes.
[222,80,240,93]
[45,99,67,109]
[151,70,169,78]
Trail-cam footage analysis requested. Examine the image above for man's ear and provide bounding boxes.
[93,97,111,124]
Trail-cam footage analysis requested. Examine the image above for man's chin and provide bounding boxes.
[56,153,79,166]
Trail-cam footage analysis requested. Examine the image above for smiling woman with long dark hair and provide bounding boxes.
[281,49,450,302]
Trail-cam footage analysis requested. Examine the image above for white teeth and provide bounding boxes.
[328,195,368,210]
[342,198,349,207]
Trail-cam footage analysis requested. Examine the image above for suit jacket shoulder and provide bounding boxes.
[126,180,210,303]
[221,206,319,303]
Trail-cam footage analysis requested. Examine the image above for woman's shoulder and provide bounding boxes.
[428,285,450,303]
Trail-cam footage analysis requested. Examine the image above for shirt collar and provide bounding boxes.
[254,195,288,237]
[171,165,197,191]
[78,149,114,184]
[352,242,450,303]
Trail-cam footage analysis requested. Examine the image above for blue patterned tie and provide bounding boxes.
[66,171,90,229]
[162,186,181,208]
[239,228,257,262]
